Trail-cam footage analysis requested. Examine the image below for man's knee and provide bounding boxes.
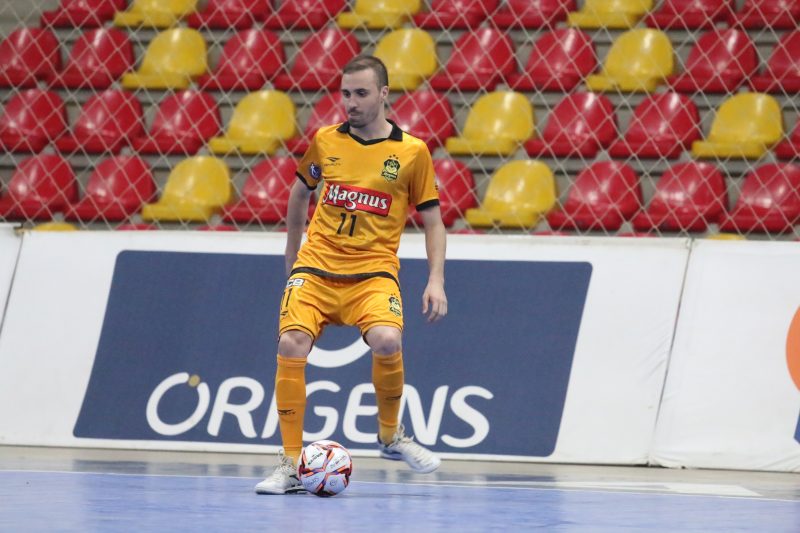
[366,326,402,355]
[278,330,313,358]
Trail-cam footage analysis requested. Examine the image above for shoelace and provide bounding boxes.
[392,430,433,464]
[269,453,296,479]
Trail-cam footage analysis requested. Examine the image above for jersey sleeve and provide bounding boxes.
[409,144,440,210]
[295,132,323,190]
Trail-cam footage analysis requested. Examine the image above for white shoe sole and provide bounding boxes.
[254,485,306,495]
[380,451,441,474]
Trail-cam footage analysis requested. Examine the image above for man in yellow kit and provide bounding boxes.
[255,55,448,495]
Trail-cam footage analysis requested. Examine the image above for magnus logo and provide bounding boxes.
[323,183,391,216]
[786,307,800,444]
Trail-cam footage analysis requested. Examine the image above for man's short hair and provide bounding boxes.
[342,55,389,89]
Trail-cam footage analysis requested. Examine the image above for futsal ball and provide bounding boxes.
[297,440,353,497]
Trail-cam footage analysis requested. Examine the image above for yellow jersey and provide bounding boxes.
[293,120,439,282]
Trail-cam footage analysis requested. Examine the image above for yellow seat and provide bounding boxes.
[586,29,673,93]
[706,233,747,240]
[373,29,437,91]
[568,0,652,29]
[445,92,534,156]
[121,29,207,90]
[691,93,783,160]
[32,222,78,232]
[465,161,556,229]
[207,91,297,156]
[141,156,232,222]
[337,0,421,28]
[114,0,198,28]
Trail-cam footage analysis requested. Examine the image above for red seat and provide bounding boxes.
[65,156,156,222]
[644,0,734,29]
[608,92,700,159]
[186,0,271,29]
[55,90,144,154]
[198,30,284,90]
[263,0,347,29]
[285,94,346,155]
[221,157,301,223]
[507,29,596,92]
[40,0,126,28]
[750,31,800,94]
[525,92,615,158]
[775,117,800,160]
[728,0,800,29]
[429,29,515,91]
[408,159,477,227]
[390,90,454,153]
[273,29,360,91]
[719,163,800,233]
[0,28,61,88]
[131,90,221,155]
[0,89,67,153]
[412,0,499,29]
[0,154,77,220]
[47,28,133,89]
[667,29,757,93]
[547,161,642,231]
[492,0,575,28]
[632,162,726,232]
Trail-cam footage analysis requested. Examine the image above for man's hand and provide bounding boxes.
[422,279,447,322]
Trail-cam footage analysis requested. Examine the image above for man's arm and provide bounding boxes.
[285,179,314,276]
[419,205,447,322]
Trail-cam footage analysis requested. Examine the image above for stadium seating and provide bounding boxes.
[491,0,575,29]
[465,161,556,229]
[33,222,78,231]
[285,94,346,155]
[547,161,641,231]
[524,92,616,158]
[567,0,653,29]
[141,156,232,222]
[264,0,347,29]
[719,163,800,233]
[221,157,300,223]
[197,29,284,91]
[337,0,421,29]
[0,28,60,88]
[608,92,700,159]
[40,0,126,28]
[0,154,77,220]
[445,92,534,156]
[208,91,297,155]
[507,29,596,92]
[0,89,67,153]
[667,29,757,93]
[55,90,144,154]
[586,29,673,92]
[46,28,133,89]
[121,28,207,90]
[409,159,476,227]
[728,0,800,29]
[412,0,498,29]
[390,90,454,152]
[131,90,221,155]
[373,29,437,91]
[428,29,515,91]
[186,0,270,29]
[643,0,734,29]
[65,156,156,222]
[113,0,198,28]
[775,119,800,160]
[631,161,726,232]
[691,93,783,160]
[749,31,800,94]
[273,29,360,91]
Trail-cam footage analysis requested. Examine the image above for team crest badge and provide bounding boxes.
[309,162,322,180]
[388,294,402,317]
[381,155,400,182]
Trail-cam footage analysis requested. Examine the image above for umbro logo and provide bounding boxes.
[324,156,342,167]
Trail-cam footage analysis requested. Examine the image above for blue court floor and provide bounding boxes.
[1,446,798,532]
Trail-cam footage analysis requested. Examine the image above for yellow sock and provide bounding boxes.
[372,351,404,445]
[275,354,307,464]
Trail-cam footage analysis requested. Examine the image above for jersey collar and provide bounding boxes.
[336,119,403,145]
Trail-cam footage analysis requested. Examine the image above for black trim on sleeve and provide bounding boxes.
[295,171,317,190]
[416,199,440,211]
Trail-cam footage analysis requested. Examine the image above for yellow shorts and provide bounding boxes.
[278,273,404,340]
